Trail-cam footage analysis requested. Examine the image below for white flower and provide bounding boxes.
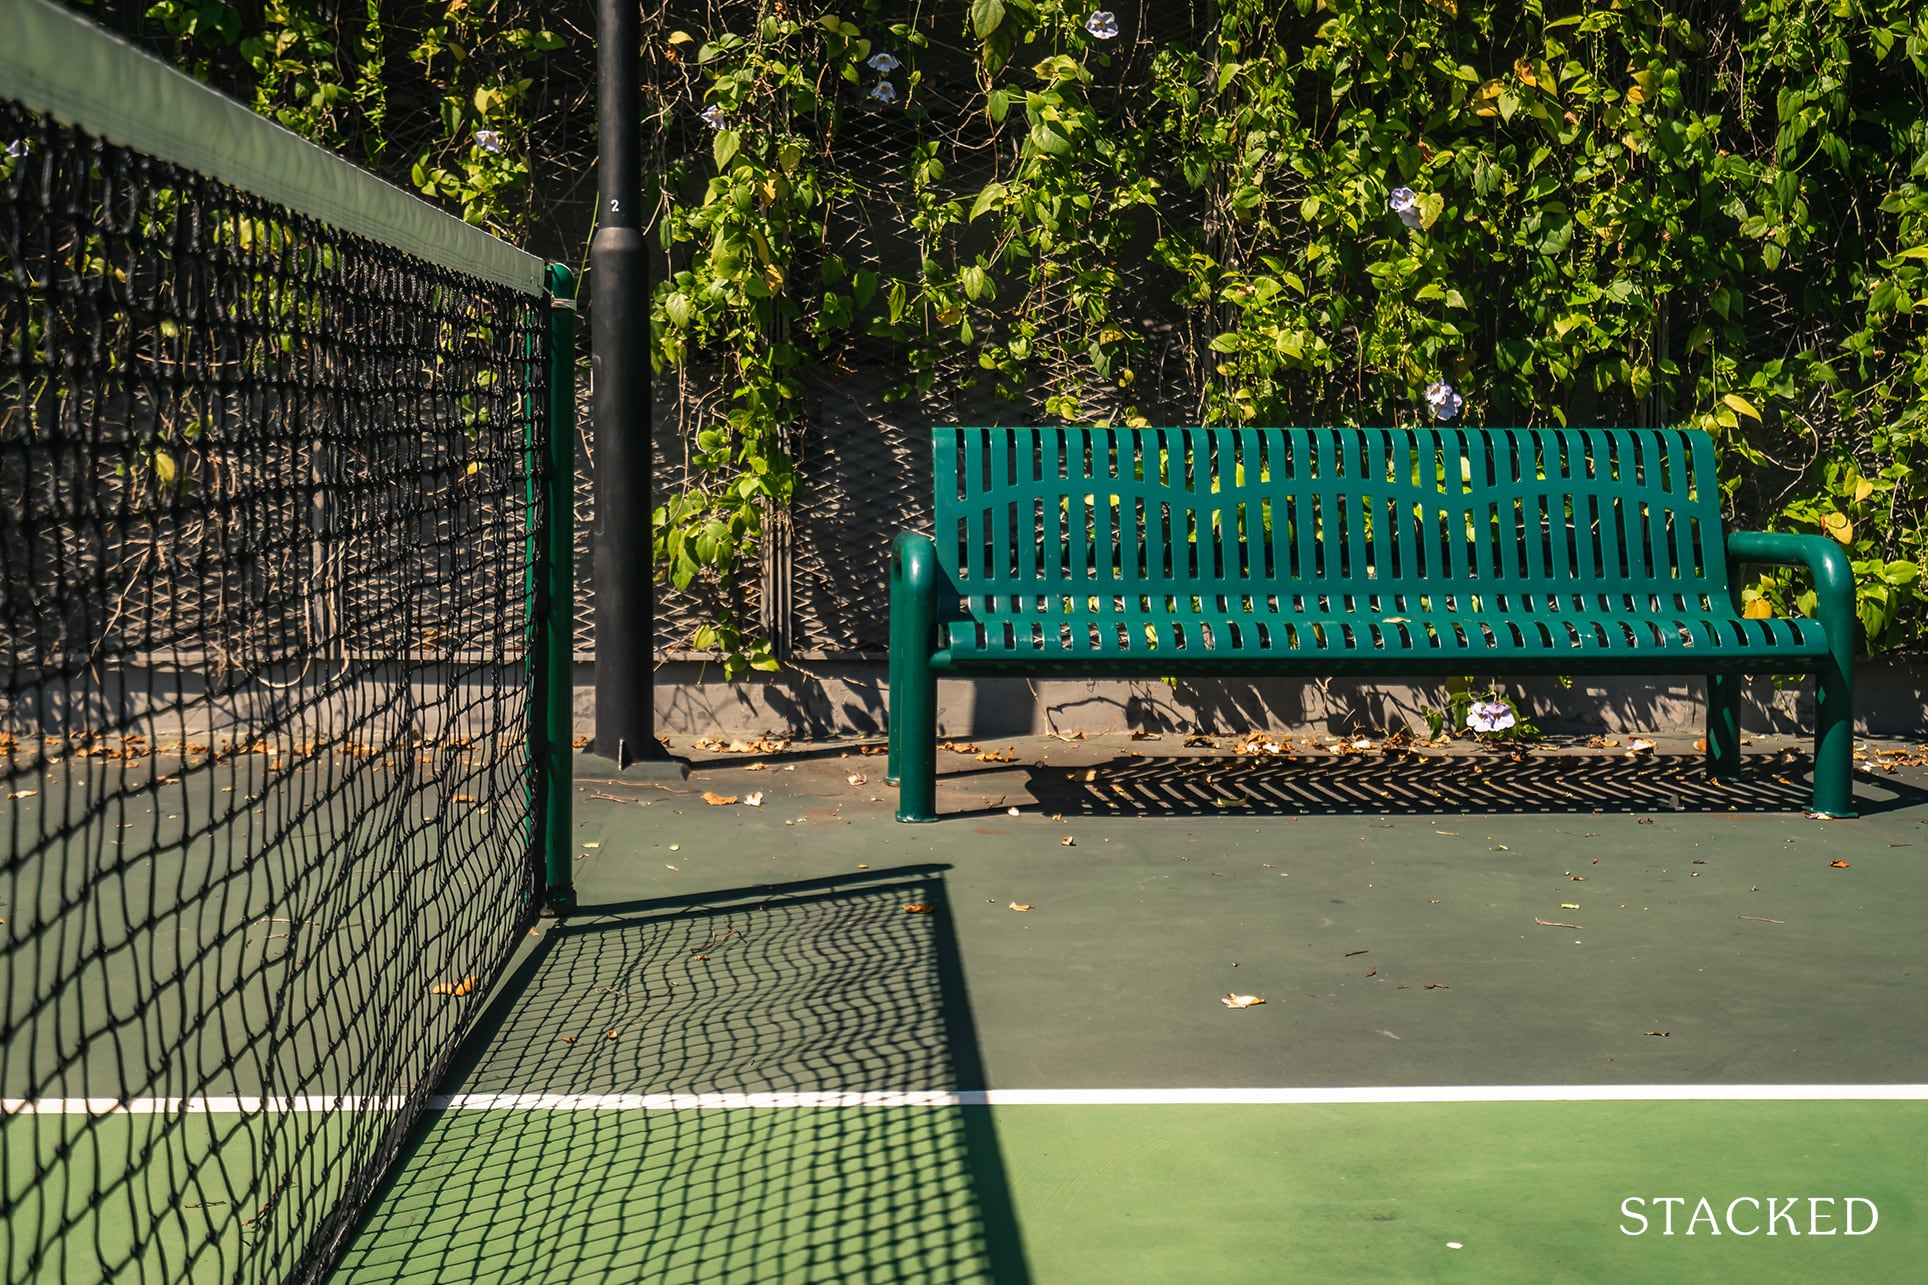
[1086,11,1120,39]
[1389,185,1422,229]
[5,139,28,160]
[1425,380,1464,421]
[869,81,897,104]
[700,104,726,130]
[1466,700,1516,734]
[473,129,504,154]
[868,52,900,73]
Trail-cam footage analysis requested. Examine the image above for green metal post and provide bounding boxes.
[891,532,940,823]
[540,264,579,910]
[1705,671,1742,778]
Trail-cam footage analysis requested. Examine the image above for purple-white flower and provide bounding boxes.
[1466,700,1515,734]
[1426,380,1463,422]
[5,139,28,160]
[869,81,897,104]
[700,104,726,130]
[473,129,504,154]
[1085,11,1120,39]
[868,52,900,73]
[1389,185,1422,229]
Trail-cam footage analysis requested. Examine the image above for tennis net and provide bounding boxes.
[2,4,571,1281]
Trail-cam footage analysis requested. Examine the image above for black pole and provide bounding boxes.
[591,0,664,765]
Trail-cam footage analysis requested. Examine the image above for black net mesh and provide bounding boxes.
[0,101,549,1283]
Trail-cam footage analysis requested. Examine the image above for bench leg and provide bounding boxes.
[894,649,939,823]
[1705,673,1741,779]
[1810,646,1856,818]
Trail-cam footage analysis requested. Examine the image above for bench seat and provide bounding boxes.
[887,427,1856,820]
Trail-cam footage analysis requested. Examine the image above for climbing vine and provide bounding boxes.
[62,0,1928,663]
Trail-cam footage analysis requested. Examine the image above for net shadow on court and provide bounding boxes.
[333,867,1030,1284]
[1017,751,1924,818]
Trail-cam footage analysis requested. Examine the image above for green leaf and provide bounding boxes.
[1029,123,1071,157]
[970,0,1005,39]
[970,181,1007,221]
[712,129,740,171]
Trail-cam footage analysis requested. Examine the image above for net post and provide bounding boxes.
[591,0,672,767]
[541,263,580,914]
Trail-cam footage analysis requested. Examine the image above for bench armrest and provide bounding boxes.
[1724,530,1855,643]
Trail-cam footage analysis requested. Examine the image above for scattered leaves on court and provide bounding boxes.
[1009,902,1034,912]
[976,746,1018,762]
[1221,993,1265,1009]
[743,792,764,806]
[903,903,934,914]
[701,791,738,806]
[429,976,479,997]
[1645,1030,1670,1037]
[1830,859,1850,868]
[1183,734,1218,748]
[5,790,36,799]
[1059,835,1075,846]
[846,772,867,787]
[694,735,792,754]
[1627,737,1658,755]
[942,741,982,754]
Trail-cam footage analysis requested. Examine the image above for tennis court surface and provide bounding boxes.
[328,732,1928,1283]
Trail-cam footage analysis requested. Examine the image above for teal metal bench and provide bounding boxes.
[886,427,1855,822]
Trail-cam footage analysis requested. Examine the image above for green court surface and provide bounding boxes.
[320,732,1928,1281]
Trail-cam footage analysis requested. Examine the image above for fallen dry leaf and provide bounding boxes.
[1645,1031,1670,1037]
[1425,983,1451,990]
[1221,993,1265,1009]
[6,790,37,799]
[1008,902,1034,912]
[605,1029,619,1040]
[561,1036,577,1044]
[846,772,867,787]
[903,903,934,914]
[1830,859,1850,868]
[942,741,982,754]
[743,792,764,807]
[1183,734,1218,748]
[429,976,479,997]
[701,791,738,806]
[975,747,1018,763]
[1059,836,1076,847]
[1627,737,1658,755]
[1129,730,1161,741]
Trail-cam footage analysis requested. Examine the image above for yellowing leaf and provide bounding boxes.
[1743,598,1774,619]
[1221,993,1266,1009]
[1853,477,1876,503]
[429,976,480,997]
[1821,512,1853,544]
[1513,58,1538,87]
[1721,392,1762,421]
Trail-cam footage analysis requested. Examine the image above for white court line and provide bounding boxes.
[8,1085,1928,1114]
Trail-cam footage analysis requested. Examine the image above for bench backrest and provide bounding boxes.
[930,426,1733,620]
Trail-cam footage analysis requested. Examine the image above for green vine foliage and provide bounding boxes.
[57,1,1928,666]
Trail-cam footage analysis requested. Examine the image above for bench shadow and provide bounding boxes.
[329,866,1029,1284]
[1016,752,1924,818]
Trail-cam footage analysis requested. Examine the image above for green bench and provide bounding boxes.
[885,427,1855,822]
